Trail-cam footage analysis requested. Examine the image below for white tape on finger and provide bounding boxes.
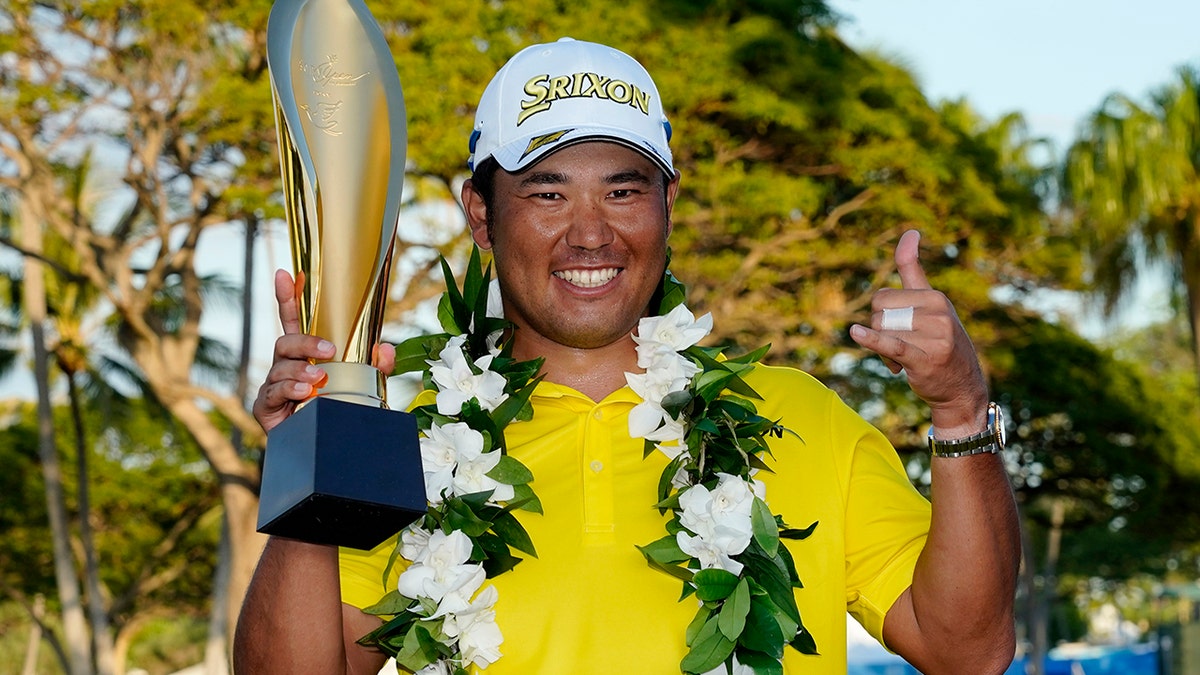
[881,306,914,332]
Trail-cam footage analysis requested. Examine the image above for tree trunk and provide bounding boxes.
[1018,519,1039,675]
[1179,216,1200,396]
[21,200,93,675]
[68,373,116,675]
[204,518,232,675]
[1030,498,1066,675]
[224,482,267,638]
[202,214,259,673]
[21,594,45,675]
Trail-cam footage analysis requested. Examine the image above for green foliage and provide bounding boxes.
[993,317,1200,576]
[0,399,220,671]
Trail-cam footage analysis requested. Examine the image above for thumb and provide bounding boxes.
[895,229,931,290]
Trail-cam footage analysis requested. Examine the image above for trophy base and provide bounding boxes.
[257,396,426,550]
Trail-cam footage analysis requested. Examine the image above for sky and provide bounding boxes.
[829,0,1200,338]
[830,0,1200,153]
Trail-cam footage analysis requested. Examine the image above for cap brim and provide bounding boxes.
[489,126,674,177]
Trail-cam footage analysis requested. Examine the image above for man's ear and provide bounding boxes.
[665,169,681,237]
[462,179,492,249]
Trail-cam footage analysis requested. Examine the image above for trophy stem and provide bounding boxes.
[311,361,387,409]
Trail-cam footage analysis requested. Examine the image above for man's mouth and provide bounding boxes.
[554,268,620,288]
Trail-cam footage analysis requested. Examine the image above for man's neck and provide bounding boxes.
[512,332,640,403]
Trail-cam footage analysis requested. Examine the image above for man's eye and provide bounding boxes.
[610,189,637,199]
[533,192,561,200]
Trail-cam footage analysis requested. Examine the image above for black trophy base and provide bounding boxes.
[257,396,426,550]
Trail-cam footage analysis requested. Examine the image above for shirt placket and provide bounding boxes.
[581,402,616,543]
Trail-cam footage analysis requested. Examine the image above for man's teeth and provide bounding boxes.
[555,268,619,288]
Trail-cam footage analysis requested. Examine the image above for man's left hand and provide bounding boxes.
[849,229,988,433]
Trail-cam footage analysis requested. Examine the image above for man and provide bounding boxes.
[235,38,1019,674]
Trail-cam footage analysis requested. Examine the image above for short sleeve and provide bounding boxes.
[339,533,402,610]
[838,401,930,645]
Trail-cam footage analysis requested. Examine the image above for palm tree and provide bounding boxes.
[1063,66,1200,387]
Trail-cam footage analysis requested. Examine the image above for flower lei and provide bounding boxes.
[358,248,817,675]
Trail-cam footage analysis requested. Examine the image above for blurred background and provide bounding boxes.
[2,1,1199,673]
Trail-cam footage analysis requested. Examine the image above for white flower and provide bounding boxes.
[452,440,515,503]
[428,335,508,415]
[420,422,484,504]
[626,354,699,438]
[677,475,756,558]
[627,396,668,439]
[443,585,504,669]
[415,662,450,675]
[397,530,485,606]
[400,525,433,563]
[677,531,743,575]
[485,278,504,319]
[633,304,712,364]
[645,414,688,459]
[468,279,506,355]
[669,466,693,490]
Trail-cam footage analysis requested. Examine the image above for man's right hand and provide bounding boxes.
[251,269,396,434]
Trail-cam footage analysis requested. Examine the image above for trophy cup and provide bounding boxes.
[257,0,425,550]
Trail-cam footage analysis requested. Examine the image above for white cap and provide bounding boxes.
[468,38,673,176]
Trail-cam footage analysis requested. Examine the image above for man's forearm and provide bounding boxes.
[233,537,381,674]
[885,453,1021,674]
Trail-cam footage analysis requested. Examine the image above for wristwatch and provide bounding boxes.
[927,402,1006,458]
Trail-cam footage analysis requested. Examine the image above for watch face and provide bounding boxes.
[991,403,1007,447]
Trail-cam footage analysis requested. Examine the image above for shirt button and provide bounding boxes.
[592,410,604,420]
[590,460,604,473]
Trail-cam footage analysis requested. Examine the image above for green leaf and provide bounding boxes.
[751,498,780,559]
[657,454,688,506]
[661,389,694,418]
[741,599,785,658]
[462,246,484,312]
[695,368,737,403]
[740,544,800,625]
[510,483,544,514]
[789,624,819,655]
[444,499,492,537]
[395,622,442,671]
[717,578,750,639]
[485,455,534,485]
[477,532,523,577]
[693,567,740,601]
[382,535,407,591]
[780,521,818,540]
[680,618,736,674]
[361,589,412,616]
[725,343,771,366]
[734,649,783,675]
[438,257,467,334]
[686,605,713,645]
[391,334,446,375]
[657,261,689,313]
[492,373,544,428]
[637,534,691,565]
[491,511,537,557]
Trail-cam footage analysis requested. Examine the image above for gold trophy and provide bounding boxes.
[257,0,425,550]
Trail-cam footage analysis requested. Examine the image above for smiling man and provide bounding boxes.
[235,38,1020,675]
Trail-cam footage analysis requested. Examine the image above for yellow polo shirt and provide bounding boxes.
[340,364,931,673]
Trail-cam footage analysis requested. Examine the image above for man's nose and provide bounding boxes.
[564,200,615,249]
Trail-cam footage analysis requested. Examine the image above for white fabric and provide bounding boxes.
[880,306,914,332]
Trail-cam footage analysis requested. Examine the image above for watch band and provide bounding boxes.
[928,402,1005,458]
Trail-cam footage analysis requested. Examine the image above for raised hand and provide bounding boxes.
[251,269,396,433]
[849,230,988,434]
